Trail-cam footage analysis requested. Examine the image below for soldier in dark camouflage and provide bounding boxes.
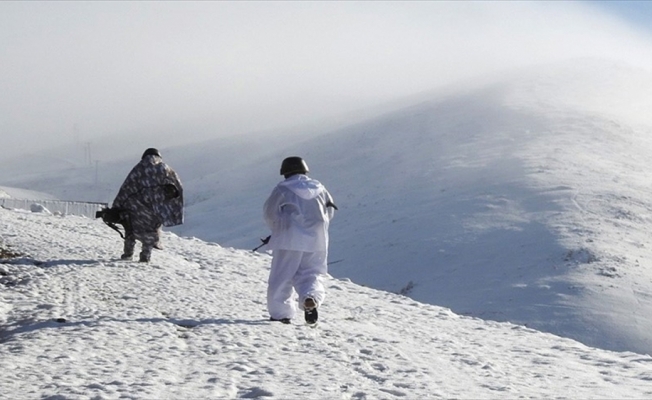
[112,148,184,262]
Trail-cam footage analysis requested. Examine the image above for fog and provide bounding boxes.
[2,1,652,157]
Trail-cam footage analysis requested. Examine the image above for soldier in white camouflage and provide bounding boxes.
[112,148,184,262]
[263,156,337,325]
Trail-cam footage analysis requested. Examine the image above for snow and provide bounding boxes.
[165,59,652,355]
[0,185,58,201]
[2,208,652,399]
[3,58,652,363]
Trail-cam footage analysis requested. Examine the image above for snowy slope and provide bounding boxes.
[2,208,652,399]
[2,59,652,356]
[0,185,58,200]
[170,59,652,355]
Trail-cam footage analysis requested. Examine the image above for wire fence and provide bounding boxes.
[0,198,107,219]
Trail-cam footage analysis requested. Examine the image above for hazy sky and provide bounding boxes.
[590,0,652,31]
[2,1,652,156]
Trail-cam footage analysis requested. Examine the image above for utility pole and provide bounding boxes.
[84,142,92,165]
[95,160,99,185]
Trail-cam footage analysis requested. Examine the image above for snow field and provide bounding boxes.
[1,208,652,399]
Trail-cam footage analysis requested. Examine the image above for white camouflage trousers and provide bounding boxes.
[267,249,327,320]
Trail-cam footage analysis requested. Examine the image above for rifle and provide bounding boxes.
[96,207,127,239]
[252,235,271,252]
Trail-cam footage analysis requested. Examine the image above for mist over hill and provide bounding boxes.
[2,58,652,355]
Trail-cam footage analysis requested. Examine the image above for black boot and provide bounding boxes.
[304,298,318,325]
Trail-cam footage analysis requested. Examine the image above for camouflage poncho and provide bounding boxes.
[112,154,184,232]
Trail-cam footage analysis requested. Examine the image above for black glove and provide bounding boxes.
[163,184,180,199]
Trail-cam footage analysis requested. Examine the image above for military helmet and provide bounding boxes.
[280,156,309,176]
[142,148,161,159]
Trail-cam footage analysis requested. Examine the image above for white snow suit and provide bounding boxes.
[263,174,335,320]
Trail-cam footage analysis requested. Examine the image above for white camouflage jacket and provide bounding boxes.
[263,174,335,252]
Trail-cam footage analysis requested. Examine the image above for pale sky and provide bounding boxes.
[2,1,652,156]
[590,0,652,32]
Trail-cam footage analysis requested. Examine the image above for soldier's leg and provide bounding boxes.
[153,226,163,250]
[122,232,136,260]
[120,212,136,260]
[294,251,327,325]
[294,251,328,308]
[139,244,153,263]
[139,227,161,263]
[267,250,302,320]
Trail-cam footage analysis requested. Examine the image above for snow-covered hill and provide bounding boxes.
[2,207,652,399]
[2,59,652,356]
[0,186,58,201]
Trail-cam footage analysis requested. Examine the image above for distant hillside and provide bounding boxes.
[2,58,652,355]
[0,186,58,200]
